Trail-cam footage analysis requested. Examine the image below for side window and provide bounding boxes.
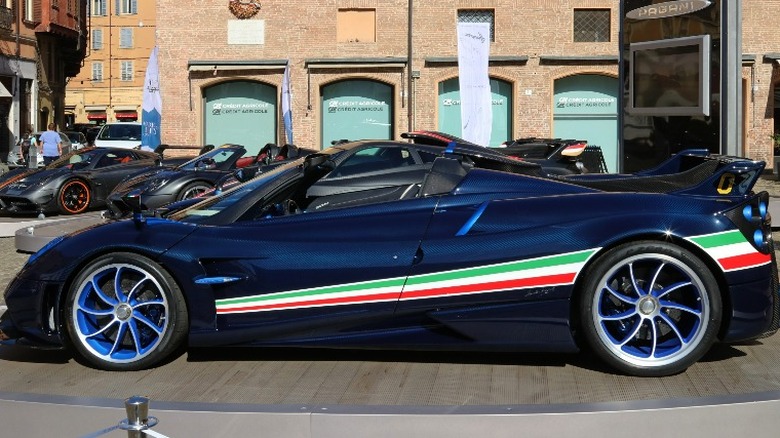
[332,147,415,178]
[114,150,135,163]
[95,153,118,168]
[417,150,438,164]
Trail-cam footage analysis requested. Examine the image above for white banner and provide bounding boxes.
[282,61,293,144]
[141,46,162,150]
[457,22,492,146]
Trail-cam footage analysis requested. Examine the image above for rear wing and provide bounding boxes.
[564,149,766,197]
[671,153,766,198]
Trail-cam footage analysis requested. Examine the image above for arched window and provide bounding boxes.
[321,79,393,149]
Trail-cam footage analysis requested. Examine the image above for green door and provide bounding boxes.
[321,80,393,149]
[553,75,619,173]
[437,77,512,147]
[204,81,277,155]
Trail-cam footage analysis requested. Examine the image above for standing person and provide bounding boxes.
[38,122,62,165]
[17,125,34,165]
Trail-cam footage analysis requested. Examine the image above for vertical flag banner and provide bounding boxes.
[141,46,162,151]
[457,22,492,146]
[282,61,294,144]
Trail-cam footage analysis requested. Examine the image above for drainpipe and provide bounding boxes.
[407,0,413,132]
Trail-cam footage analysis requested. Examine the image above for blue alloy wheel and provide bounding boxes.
[65,253,188,371]
[580,241,721,377]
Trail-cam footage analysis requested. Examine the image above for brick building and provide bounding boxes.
[93,1,780,172]
[0,0,86,159]
[64,0,155,126]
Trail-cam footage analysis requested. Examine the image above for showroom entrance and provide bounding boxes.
[437,77,513,147]
[203,81,278,155]
[553,74,619,173]
[321,79,394,149]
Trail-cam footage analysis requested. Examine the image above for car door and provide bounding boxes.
[87,150,146,199]
[179,195,439,344]
[396,192,591,348]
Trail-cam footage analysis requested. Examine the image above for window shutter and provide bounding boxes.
[92,29,103,49]
[32,0,41,23]
[114,0,119,14]
[130,0,137,14]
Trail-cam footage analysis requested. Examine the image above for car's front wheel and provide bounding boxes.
[178,182,212,200]
[64,252,188,371]
[579,241,722,377]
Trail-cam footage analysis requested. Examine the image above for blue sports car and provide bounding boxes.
[0,140,776,377]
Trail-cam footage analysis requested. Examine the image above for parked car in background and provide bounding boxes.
[106,144,254,216]
[93,122,142,149]
[64,131,88,150]
[67,123,100,147]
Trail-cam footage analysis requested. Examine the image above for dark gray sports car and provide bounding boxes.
[106,143,312,216]
[0,147,161,215]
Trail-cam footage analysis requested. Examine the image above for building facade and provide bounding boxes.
[132,1,777,171]
[0,0,86,159]
[64,0,155,126]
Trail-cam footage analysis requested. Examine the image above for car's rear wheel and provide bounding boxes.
[579,241,721,377]
[178,182,211,200]
[58,179,91,214]
[64,252,188,371]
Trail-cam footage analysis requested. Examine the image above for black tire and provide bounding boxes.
[58,179,91,214]
[64,252,188,371]
[177,182,212,201]
[578,241,722,377]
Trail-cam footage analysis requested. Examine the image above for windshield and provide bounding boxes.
[97,124,141,141]
[48,148,101,168]
[65,132,85,143]
[168,159,303,224]
[176,146,245,171]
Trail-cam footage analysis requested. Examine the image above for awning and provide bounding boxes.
[87,112,107,120]
[115,111,138,120]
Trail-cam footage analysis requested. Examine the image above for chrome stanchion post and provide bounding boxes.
[120,396,159,438]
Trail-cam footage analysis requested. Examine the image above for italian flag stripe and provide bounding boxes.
[215,229,770,315]
[689,230,771,272]
[216,250,597,314]
[401,273,576,301]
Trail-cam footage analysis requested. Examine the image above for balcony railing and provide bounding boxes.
[0,6,12,33]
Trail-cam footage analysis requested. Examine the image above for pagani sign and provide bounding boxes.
[626,1,711,20]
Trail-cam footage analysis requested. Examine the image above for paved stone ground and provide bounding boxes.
[0,238,29,308]
[753,173,780,197]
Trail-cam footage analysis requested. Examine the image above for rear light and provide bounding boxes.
[561,142,587,157]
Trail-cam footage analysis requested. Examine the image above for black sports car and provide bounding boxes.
[106,143,313,216]
[402,130,605,175]
[0,141,776,377]
[0,147,161,215]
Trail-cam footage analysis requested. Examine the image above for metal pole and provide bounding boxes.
[407,0,414,132]
[124,396,149,438]
[119,396,160,438]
